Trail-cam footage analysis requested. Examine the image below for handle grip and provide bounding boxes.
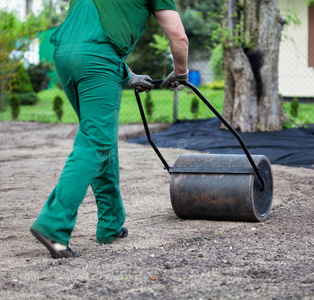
[150,79,164,85]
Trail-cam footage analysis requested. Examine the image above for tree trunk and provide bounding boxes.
[222,0,288,132]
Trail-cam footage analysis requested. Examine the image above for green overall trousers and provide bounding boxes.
[31,0,130,245]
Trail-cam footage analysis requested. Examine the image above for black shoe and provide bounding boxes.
[30,229,80,259]
[118,227,128,238]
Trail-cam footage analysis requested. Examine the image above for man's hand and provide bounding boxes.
[161,70,189,91]
[128,72,154,93]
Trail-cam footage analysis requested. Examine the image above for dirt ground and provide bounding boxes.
[0,121,313,300]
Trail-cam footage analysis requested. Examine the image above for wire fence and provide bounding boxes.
[29,32,220,123]
[3,33,314,124]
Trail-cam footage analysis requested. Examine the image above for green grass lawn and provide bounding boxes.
[0,87,224,124]
[0,87,313,126]
[283,101,314,126]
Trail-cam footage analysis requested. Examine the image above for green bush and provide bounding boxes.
[9,63,34,94]
[53,96,63,121]
[209,44,225,81]
[206,80,225,90]
[10,94,20,120]
[145,92,154,121]
[18,93,39,105]
[28,61,53,92]
[290,97,299,118]
[190,96,199,119]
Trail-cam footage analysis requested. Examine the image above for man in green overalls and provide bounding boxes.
[30,0,189,258]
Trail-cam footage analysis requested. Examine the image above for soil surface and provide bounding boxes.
[0,121,313,299]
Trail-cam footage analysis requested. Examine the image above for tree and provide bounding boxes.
[177,0,223,21]
[127,1,224,75]
[177,0,223,54]
[0,10,47,110]
[39,0,68,28]
[218,0,288,132]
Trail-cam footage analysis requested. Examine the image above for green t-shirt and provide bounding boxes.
[68,0,177,56]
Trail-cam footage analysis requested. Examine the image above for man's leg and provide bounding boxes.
[29,79,91,247]
[91,140,126,244]
[31,50,127,248]
[77,73,126,244]
[30,76,124,247]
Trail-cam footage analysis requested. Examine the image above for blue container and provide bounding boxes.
[189,71,201,86]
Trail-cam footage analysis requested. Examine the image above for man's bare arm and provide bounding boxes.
[154,10,189,74]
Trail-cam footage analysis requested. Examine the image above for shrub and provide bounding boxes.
[190,96,199,119]
[206,80,225,90]
[10,94,20,120]
[209,44,225,81]
[53,96,63,121]
[28,61,53,92]
[9,63,34,94]
[18,93,39,105]
[145,93,154,121]
[290,97,299,118]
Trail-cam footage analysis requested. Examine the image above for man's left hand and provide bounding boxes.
[161,70,189,91]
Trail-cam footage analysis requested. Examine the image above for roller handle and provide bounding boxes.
[134,80,266,190]
[134,82,170,173]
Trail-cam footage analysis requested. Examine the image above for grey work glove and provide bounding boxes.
[161,70,189,91]
[128,72,154,93]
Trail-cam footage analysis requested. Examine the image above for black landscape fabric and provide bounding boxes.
[128,118,314,168]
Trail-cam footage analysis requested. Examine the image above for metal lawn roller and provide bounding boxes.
[134,80,273,222]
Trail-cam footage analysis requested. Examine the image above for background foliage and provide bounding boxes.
[0,0,313,127]
[0,10,47,110]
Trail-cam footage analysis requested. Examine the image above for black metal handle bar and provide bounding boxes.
[134,80,265,190]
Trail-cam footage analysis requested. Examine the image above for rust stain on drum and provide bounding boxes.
[172,175,187,200]
[187,192,236,206]
[211,197,236,205]
[189,192,210,204]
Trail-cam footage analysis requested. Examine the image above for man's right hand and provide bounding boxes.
[128,72,154,93]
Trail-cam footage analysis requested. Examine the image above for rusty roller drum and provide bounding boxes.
[170,153,273,222]
[134,80,274,222]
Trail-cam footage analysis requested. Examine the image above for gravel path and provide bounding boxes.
[0,121,313,299]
